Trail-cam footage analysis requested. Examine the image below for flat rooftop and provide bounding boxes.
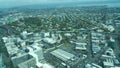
[50,49,75,61]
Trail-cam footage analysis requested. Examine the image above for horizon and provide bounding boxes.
[0,0,120,8]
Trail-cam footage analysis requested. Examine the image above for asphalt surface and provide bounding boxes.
[0,54,2,68]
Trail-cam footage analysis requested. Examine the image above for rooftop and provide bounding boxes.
[50,49,75,61]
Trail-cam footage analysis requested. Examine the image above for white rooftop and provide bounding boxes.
[43,38,56,44]
[36,63,54,68]
[51,49,75,61]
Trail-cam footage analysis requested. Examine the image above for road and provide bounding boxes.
[0,54,2,68]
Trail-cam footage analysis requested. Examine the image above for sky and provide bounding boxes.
[0,0,119,8]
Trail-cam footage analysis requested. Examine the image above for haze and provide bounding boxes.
[0,0,119,8]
